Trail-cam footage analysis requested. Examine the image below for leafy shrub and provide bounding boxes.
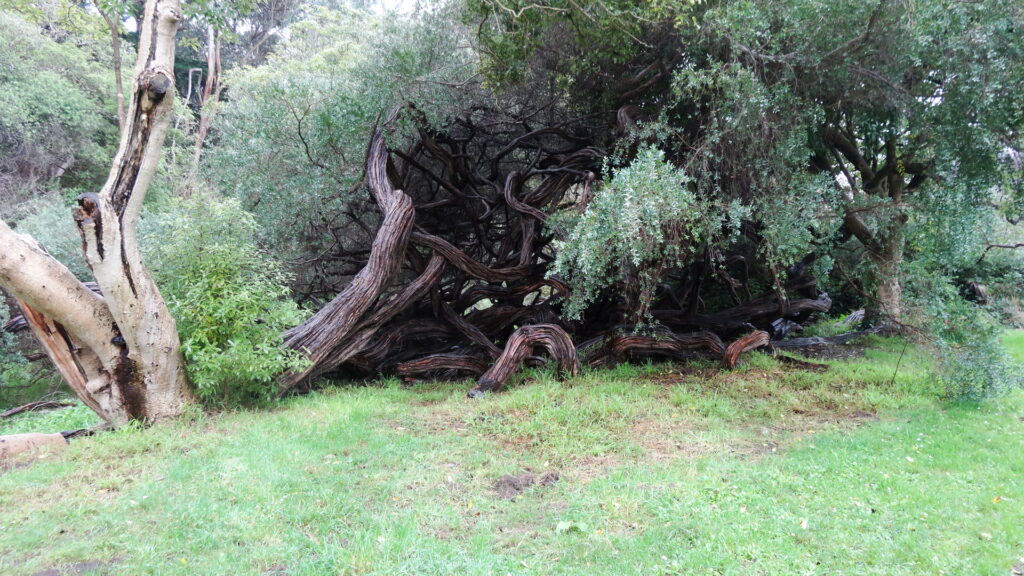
[552,146,727,326]
[12,199,92,280]
[0,10,118,209]
[904,262,1022,399]
[142,193,309,406]
[0,303,33,408]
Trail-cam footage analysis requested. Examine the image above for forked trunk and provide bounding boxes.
[0,0,192,425]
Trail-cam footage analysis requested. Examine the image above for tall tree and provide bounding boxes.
[0,0,193,424]
[691,0,1024,322]
[95,0,134,134]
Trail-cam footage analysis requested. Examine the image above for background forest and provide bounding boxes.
[0,0,1022,412]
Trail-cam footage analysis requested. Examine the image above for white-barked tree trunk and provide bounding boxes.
[0,0,193,425]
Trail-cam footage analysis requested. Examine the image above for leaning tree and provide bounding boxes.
[257,6,828,395]
[0,0,192,424]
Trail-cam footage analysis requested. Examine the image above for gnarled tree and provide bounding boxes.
[0,0,192,425]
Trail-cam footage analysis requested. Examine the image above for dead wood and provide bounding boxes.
[274,108,831,395]
[469,324,581,396]
[583,329,725,367]
[0,401,74,419]
[0,433,67,460]
[722,331,771,368]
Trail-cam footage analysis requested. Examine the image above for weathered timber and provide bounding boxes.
[270,108,826,393]
[722,331,771,368]
[583,329,725,367]
[0,433,67,460]
[469,324,581,396]
[396,353,491,380]
[280,129,416,391]
[0,401,74,419]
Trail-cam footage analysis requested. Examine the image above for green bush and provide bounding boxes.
[0,303,33,408]
[142,193,310,406]
[552,146,729,326]
[12,199,92,280]
[0,10,118,208]
[904,263,1022,399]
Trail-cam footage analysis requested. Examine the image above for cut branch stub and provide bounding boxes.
[469,324,581,397]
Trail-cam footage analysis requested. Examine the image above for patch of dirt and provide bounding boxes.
[784,343,868,361]
[726,437,783,460]
[431,525,456,541]
[492,471,560,500]
[383,407,468,436]
[731,409,880,461]
[571,454,621,483]
[31,558,121,576]
[630,417,717,461]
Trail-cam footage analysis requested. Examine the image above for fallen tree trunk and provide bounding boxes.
[771,325,897,350]
[582,329,725,367]
[272,110,832,397]
[722,331,771,368]
[0,433,67,460]
[396,353,491,380]
[0,401,73,419]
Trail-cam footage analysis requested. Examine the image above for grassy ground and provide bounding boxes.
[1,335,1023,575]
[1003,329,1024,364]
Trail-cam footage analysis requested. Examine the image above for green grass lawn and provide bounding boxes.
[1,337,1023,575]
[1003,329,1024,364]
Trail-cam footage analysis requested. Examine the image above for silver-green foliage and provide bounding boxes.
[142,194,309,405]
[0,10,117,208]
[553,146,721,325]
[903,263,1022,399]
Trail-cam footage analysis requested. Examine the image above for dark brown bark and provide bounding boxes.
[655,291,832,336]
[396,353,491,380]
[274,108,828,396]
[280,129,416,391]
[582,329,725,367]
[469,324,581,396]
[722,331,771,368]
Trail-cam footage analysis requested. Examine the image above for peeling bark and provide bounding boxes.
[0,0,192,424]
[583,330,725,367]
[275,109,823,396]
[280,129,416,390]
[722,331,771,368]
